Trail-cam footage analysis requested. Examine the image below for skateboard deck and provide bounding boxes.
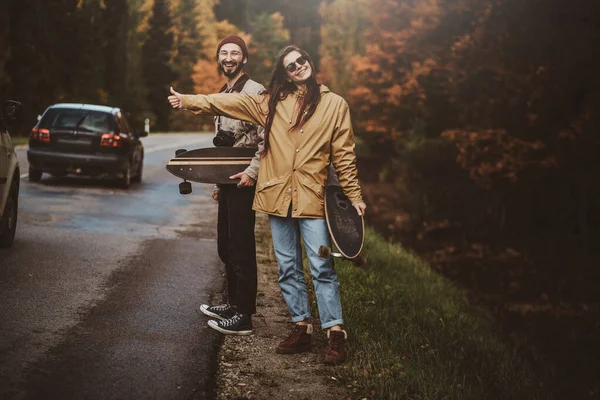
[166,147,258,184]
[323,166,364,260]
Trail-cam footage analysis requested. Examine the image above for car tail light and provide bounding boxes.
[100,133,125,148]
[31,128,50,143]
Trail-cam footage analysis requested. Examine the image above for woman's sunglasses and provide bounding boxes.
[285,55,308,73]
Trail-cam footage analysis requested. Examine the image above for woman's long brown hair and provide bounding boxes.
[260,45,321,155]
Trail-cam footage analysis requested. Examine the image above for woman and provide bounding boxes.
[168,45,366,365]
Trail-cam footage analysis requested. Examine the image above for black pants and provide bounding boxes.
[217,184,257,315]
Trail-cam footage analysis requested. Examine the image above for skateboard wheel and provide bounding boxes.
[165,147,259,185]
[318,245,332,258]
[179,181,192,195]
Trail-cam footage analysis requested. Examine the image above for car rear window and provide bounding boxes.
[39,109,115,132]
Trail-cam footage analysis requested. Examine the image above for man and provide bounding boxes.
[198,35,265,336]
[168,45,366,365]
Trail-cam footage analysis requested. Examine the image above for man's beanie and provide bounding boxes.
[216,35,248,60]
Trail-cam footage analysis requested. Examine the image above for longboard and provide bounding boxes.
[321,165,365,261]
[166,147,258,185]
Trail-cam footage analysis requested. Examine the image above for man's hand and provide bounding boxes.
[230,171,255,188]
[212,190,219,203]
[168,87,183,109]
[353,201,367,216]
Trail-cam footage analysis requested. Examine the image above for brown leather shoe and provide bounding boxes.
[324,329,347,365]
[276,324,313,354]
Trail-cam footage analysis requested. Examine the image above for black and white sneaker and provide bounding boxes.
[200,303,236,321]
[207,313,253,335]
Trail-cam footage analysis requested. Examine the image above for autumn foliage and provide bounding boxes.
[346,0,599,246]
[336,2,599,395]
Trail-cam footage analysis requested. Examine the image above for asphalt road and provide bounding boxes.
[0,133,228,400]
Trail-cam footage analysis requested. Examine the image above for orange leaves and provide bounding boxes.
[336,0,590,194]
[403,58,437,100]
[316,55,336,87]
[347,0,447,137]
[441,129,546,188]
[386,84,403,106]
[351,54,378,75]
[341,0,579,192]
[192,59,223,95]
[348,86,380,111]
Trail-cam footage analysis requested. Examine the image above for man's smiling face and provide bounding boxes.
[218,43,245,78]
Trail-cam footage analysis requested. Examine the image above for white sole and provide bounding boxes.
[199,305,228,321]
[207,320,252,336]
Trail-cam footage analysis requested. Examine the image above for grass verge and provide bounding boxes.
[11,136,29,146]
[326,227,548,399]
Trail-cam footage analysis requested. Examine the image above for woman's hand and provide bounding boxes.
[168,87,183,109]
[353,201,367,216]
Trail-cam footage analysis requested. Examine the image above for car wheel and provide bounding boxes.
[132,162,143,183]
[29,167,43,182]
[0,182,19,248]
[119,163,131,189]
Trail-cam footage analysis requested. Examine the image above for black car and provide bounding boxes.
[27,103,146,188]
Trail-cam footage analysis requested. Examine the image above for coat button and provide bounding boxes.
[296,149,299,153]
[300,129,304,133]
[293,168,296,171]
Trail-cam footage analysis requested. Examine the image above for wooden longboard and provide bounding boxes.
[323,166,364,260]
[165,147,258,184]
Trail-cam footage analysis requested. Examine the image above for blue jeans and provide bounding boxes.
[268,216,343,329]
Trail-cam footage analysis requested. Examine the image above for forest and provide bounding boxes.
[1,0,598,397]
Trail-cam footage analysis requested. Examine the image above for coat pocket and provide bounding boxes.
[254,177,285,214]
[256,177,283,192]
[299,179,325,200]
[298,180,325,217]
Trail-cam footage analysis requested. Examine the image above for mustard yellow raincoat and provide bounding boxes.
[181,86,363,218]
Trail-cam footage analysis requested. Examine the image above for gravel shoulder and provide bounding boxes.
[215,214,348,400]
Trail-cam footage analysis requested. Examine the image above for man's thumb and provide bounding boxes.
[170,86,177,95]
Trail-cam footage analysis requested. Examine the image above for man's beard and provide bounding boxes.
[220,61,244,78]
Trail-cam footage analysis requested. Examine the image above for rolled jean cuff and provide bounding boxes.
[290,312,312,323]
[321,318,344,330]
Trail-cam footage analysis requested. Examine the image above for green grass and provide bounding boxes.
[10,136,29,146]
[257,211,548,398]
[325,228,548,399]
